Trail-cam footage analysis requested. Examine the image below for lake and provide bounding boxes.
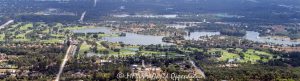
[73,27,300,45]
[245,31,300,45]
[73,27,172,45]
[113,14,178,18]
[186,31,300,45]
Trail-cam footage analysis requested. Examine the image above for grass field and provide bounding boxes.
[0,34,5,41]
[208,48,239,61]
[11,23,21,27]
[1,22,72,44]
[140,50,161,55]
[219,51,239,61]
[42,29,50,33]
[77,42,91,59]
[96,42,107,50]
[19,23,33,31]
[16,34,26,39]
[51,34,65,38]
[41,39,64,43]
[207,48,273,63]
[79,42,91,55]
[79,41,140,57]
[13,29,33,42]
[241,49,272,63]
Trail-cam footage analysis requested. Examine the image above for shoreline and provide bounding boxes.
[261,36,300,42]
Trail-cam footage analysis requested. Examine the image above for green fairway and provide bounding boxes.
[96,42,107,50]
[51,34,65,38]
[41,39,64,43]
[245,49,271,56]
[240,53,261,63]
[79,42,91,55]
[16,34,26,39]
[207,48,273,63]
[208,48,239,61]
[20,23,33,31]
[0,34,5,41]
[141,50,161,55]
[241,49,272,63]
[42,29,50,33]
[219,51,239,61]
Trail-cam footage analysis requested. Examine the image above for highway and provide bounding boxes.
[189,60,206,79]
[55,45,77,81]
[0,20,14,29]
[79,11,86,22]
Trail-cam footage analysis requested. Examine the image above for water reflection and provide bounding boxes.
[73,27,172,45]
[102,33,172,45]
[245,31,300,45]
[72,27,300,45]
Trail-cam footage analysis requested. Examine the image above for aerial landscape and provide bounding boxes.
[1,0,300,81]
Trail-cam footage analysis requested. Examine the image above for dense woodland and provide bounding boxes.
[191,48,300,81]
[0,43,67,80]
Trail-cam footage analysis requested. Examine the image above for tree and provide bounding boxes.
[92,34,98,38]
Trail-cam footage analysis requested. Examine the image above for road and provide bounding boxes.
[79,11,86,22]
[94,0,97,7]
[189,60,206,79]
[0,20,14,29]
[55,45,77,81]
